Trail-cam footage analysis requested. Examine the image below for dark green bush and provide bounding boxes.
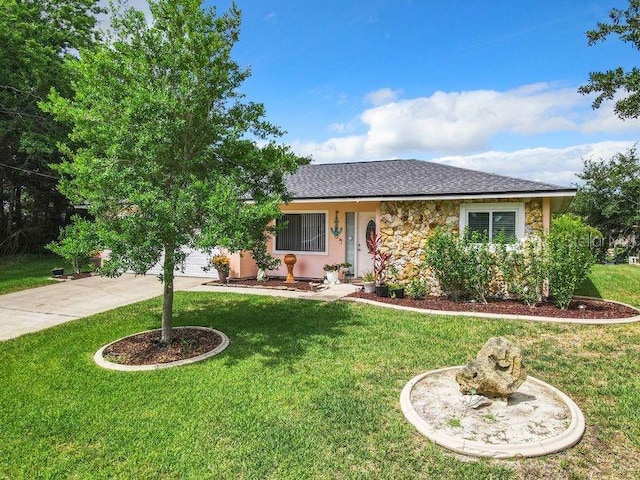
[547,215,601,309]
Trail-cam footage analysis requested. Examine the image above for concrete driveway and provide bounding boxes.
[0,274,208,341]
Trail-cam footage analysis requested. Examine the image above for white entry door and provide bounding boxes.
[356,212,376,277]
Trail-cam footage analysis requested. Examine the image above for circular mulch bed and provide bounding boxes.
[94,326,229,371]
[349,292,639,320]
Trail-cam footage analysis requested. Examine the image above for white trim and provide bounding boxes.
[284,191,575,204]
[459,202,525,240]
[273,210,329,255]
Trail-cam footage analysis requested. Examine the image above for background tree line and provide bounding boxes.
[0,0,102,254]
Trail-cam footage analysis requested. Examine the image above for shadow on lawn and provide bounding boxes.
[170,292,361,367]
[576,277,602,299]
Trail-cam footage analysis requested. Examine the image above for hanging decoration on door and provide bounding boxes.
[330,210,343,238]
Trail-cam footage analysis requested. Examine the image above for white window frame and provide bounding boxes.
[459,202,525,241]
[273,210,329,255]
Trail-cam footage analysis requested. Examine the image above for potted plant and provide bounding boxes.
[323,263,341,284]
[211,254,230,284]
[388,281,405,299]
[340,262,352,282]
[387,265,405,299]
[362,270,376,293]
[367,232,391,297]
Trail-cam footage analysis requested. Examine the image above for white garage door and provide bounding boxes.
[147,247,221,278]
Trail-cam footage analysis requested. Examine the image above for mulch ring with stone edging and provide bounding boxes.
[349,292,639,320]
[206,278,328,292]
[102,327,224,366]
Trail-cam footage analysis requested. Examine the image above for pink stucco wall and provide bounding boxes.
[263,201,381,280]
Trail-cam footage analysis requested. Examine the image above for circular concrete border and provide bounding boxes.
[343,296,640,325]
[94,326,229,371]
[400,366,586,458]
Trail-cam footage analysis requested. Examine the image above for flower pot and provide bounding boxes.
[363,281,376,294]
[216,269,228,284]
[325,270,340,285]
[375,285,389,297]
[390,288,405,299]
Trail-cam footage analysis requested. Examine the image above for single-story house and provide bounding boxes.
[167,159,576,281]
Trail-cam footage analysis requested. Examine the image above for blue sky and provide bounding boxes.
[117,1,640,185]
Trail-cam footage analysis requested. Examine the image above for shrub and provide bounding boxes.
[463,231,497,304]
[423,228,500,302]
[406,278,427,299]
[423,228,473,301]
[496,236,547,307]
[46,216,100,274]
[547,215,601,309]
[252,246,281,272]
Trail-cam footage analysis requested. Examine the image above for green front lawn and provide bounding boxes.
[576,263,640,307]
[0,254,72,295]
[1,270,639,478]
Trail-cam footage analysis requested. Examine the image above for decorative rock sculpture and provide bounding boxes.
[455,337,527,398]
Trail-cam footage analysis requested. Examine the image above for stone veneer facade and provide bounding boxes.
[379,198,544,283]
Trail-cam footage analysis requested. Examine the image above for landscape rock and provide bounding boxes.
[455,337,527,398]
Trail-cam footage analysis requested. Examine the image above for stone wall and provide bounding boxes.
[379,198,544,284]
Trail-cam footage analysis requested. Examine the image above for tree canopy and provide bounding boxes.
[0,0,102,253]
[43,0,306,342]
[571,146,640,255]
[578,0,640,119]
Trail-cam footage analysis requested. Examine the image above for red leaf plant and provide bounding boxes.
[367,231,392,285]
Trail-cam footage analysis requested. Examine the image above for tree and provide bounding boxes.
[0,0,102,253]
[43,0,306,343]
[571,146,640,255]
[578,0,640,119]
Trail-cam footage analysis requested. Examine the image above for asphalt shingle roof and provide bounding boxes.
[285,159,575,200]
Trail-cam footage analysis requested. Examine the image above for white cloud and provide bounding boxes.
[291,83,640,164]
[328,123,347,133]
[432,141,637,186]
[364,88,403,106]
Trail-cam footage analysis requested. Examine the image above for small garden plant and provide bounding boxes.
[211,254,230,274]
[46,216,100,275]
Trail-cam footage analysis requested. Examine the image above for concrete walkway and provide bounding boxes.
[0,276,359,342]
[188,283,359,302]
[0,275,207,341]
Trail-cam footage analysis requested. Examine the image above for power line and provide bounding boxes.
[0,162,59,180]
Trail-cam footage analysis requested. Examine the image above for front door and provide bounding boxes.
[356,212,376,277]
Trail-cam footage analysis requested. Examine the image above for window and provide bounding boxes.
[275,212,327,253]
[460,203,524,242]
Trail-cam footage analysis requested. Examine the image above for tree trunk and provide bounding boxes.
[161,244,175,344]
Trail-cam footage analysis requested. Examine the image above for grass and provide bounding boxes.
[1,314,639,477]
[0,265,638,478]
[576,263,640,307]
[0,254,72,295]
